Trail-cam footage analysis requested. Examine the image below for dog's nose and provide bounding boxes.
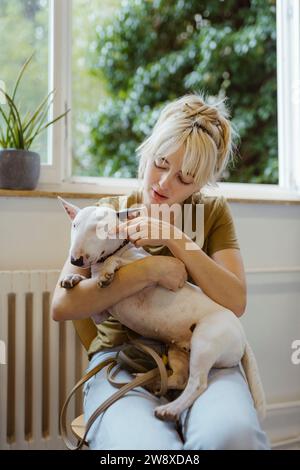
[71,256,84,266]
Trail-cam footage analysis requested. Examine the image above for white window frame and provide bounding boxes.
[277,0,300,192]
[38,0,300,200]
[39,0,72,184]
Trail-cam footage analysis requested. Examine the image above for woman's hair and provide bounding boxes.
[136,91,239,189]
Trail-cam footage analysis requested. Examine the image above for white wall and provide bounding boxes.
[0,196,300,448]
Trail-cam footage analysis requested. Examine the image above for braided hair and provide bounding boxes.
[136,91,238,189]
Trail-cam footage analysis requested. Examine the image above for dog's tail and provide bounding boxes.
[241,341,266,420]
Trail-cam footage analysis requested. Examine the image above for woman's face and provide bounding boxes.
[142,144,200,209]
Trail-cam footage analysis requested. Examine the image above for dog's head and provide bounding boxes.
[58,197,140,268]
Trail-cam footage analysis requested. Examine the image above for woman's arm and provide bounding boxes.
[51,255,188,321]
[166,234,247,317]
[51,257,157,321]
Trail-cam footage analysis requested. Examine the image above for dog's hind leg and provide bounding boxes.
[154,320,223,422]
[151,344,189,394]
[166,344,189,390]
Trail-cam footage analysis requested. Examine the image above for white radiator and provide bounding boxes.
[1,269,300,450]
[0,270,88,450]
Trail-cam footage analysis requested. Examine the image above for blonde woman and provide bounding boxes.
[52,93,270,450]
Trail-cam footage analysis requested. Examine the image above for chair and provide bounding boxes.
[72,318,97,352]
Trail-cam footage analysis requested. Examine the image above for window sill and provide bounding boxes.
[0,180,300,205]
[203,182,300,205]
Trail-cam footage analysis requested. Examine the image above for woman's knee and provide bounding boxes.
[183,416,270,450]
[212,419,269,450]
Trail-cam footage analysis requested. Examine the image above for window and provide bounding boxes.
[70,0,279,185]
[277,0,300,191]
[0,0,49,163]
[71,0,122,178]
[1,0,300,195]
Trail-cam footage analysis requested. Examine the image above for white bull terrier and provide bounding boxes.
[58,196,266,422]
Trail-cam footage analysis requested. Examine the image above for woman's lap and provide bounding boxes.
[179,366,270,450]
[83,345,183,450]
[83,346,270,450]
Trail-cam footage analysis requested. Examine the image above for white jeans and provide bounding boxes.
[83,342,271,450]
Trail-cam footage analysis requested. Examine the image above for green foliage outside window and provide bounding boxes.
[83,0,277,184]
[0,0,277,183]
[0,0,49,161]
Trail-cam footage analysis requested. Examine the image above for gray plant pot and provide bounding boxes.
[0,149,40,190]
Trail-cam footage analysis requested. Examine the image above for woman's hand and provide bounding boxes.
[108,212,182,248]
[144,256,188,292]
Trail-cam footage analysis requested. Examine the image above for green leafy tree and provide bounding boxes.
[0,0,49,160]
[84,0,277,183]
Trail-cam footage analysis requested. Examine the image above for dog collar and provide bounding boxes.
[96,238,130,264]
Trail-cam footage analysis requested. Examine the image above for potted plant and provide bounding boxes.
[0,54,69,190]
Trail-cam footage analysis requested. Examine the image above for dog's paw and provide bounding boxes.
[97,271,115,288]
[60,274,87,289]
[154,402,182,423]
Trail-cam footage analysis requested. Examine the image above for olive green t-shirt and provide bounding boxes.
[87,187,240,359]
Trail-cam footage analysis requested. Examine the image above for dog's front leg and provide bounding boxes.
[97,255,132,288]
[60,273,87,289]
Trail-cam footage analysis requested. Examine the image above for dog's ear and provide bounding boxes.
[57,196,80,221]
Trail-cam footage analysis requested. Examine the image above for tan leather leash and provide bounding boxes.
[60,338,170,450]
